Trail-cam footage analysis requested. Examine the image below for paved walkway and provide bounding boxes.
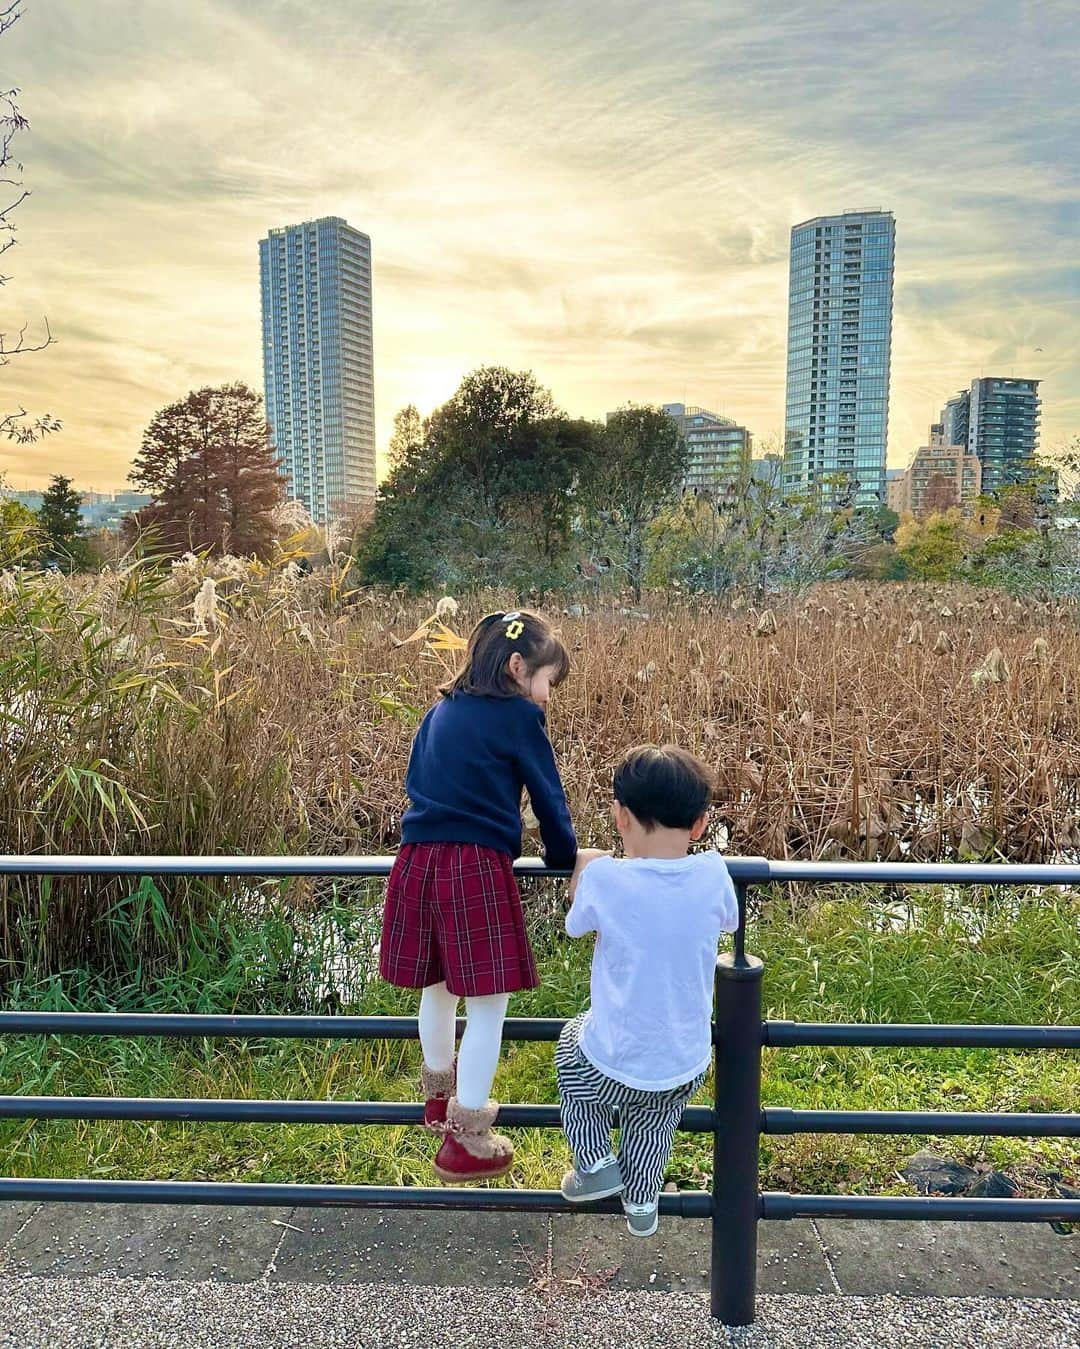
[0,1202,1075,1347]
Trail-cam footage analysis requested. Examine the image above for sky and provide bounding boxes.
[1,0,1078,492]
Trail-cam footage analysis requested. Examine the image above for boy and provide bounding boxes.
[557,744,739,1236]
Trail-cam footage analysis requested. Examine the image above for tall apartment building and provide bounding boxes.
[259,217,375,523]
[662,403,751,493]
[934,379,1041,497]
[782,210,895,507]
[969,377,1041,495]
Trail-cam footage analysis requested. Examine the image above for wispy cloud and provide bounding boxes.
[2,0,1077,489]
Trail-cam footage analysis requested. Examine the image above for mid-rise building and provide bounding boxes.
[887,433,982,520]
[259,217,375,523]
[934,379,1041,498]
[968,377,1041,495]
[662,403,751,493]
[782,209,895,507]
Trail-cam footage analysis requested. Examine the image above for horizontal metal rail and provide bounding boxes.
[0,1176,713,1215]
[764,1020,1080,1049]
[765,860,1080,886]
[0,1094,714,1131]
[3,854,1080,886]
[0,1011,565,1041]
[764,1108,1080,1137]
[761,1192,1080,1223]
[4,1010,1073,1051]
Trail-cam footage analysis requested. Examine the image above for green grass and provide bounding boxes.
[0,887,1076,1196]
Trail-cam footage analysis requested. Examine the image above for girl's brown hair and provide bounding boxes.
[440,610,571,699]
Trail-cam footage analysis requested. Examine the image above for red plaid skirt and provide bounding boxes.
[379,843,539,996]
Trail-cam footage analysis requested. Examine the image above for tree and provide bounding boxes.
[493,414,598,595]
[0,3,59,449]
[37,473,91,570]
[354,414,448,590]
[996,484,1036,532]
[386,404,423,474]
[644,451,881,598]
[357,369,592,593]
[869,503,900,541]
[424,366,561,585]
[580,405,688,601]
[894,511,967,582]
[127,384,285,559]
[210,384,286,557]
[0,478,39,564]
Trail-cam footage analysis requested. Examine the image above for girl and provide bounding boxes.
[380,610,577,1182]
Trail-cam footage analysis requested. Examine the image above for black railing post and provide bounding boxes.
[711,882,764,1325]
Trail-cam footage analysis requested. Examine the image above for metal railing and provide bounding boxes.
[0,854,1078,1326]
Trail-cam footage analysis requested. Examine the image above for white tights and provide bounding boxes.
[418,981,510,1110]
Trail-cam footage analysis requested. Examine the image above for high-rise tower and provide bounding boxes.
[783,210,895,506]
[259,217,374,523]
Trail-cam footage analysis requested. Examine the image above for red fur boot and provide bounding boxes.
[433,1098,514,1183]
[420,1061,456,1131]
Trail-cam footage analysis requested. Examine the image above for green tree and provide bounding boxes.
[386,404,424,474]
[894,511,967,582]
[357,369,593,593]
[870,504,900,540]
[355,446,447,591]
[580,405,688,601]
[37,473,91,569]
[0,488,40,564]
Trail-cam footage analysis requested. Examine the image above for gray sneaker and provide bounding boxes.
[623,1200,659,1238]
[560,1160,624,1203]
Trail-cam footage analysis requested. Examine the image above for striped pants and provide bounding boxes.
[555,1013,706,1206]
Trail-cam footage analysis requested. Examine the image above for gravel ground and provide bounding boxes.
[0,1276,1076,1349]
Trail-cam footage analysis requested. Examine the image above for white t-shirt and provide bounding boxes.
[565,852,739,1091]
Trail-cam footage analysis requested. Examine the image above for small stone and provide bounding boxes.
[966,1171,1020,1199]
[901,1150,978,1195]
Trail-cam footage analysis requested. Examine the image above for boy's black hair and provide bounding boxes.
[613,744,713,831]
[440,609,570,699]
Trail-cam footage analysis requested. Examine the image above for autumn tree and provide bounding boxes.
[127,384,284,559]
[210,384,286,556]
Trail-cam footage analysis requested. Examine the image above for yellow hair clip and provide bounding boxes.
[503,611,524,640]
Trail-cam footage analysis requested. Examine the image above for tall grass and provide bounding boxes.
[2,559,1079,983]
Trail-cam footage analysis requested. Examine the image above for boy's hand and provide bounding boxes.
[569,847,612,901]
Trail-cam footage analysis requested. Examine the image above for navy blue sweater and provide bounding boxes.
[400,693,577,869]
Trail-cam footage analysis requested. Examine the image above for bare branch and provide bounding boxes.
[0,5,22,44]
[0,13,57,450]
[0,188,29,219]
[0,315,53,363]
